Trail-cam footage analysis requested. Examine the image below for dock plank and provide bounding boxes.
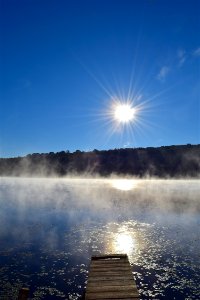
[91,262,130,267]
[87,280,136,287]
[90,269,132,274]
[85,254,140,300]
[87,275,134,282]
[86,291,139,299]
[86,286,138,292]
[18,288,29,300]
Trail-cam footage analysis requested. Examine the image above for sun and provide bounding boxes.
[114,103,136,123]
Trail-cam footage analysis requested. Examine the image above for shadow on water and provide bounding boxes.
[0,178,200,299]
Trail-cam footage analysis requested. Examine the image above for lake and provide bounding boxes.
[0,177,200,299]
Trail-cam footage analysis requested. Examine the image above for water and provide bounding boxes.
[0,177,200,299]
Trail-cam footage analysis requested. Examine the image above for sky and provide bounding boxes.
[0,0,200,158]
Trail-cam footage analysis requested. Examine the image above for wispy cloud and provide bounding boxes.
[123,141,131,148]
[156,46,199,83]
[157,66,170,82]
[193,47,200,57]
[177,49,186,67]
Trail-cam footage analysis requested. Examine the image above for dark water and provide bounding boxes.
[0,178,200,299]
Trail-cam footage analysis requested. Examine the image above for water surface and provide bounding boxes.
[0,178,199,299]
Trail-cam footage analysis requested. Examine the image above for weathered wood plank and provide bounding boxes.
[90,267,131,273]
[87,280,136,287]
[85,298,139,300]
[91,264,130,270]
[85,291,139,299]
[91,261,130,267]
[87,275,134,281]
[89,272,133,277]
[90,264,129,269]
[85,254,140,300]
[92,254,127,260]
[90,263,131,268]
[86,285,139,292]
[18,288,29,300]
[90,272,132,275]
[85,298,140,300]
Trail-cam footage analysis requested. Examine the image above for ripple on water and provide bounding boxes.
[0,178,200,299]
[0,221,200,299]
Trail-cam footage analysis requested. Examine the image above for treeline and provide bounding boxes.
[0,144,199,177]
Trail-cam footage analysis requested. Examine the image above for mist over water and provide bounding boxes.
[0,177,200,299]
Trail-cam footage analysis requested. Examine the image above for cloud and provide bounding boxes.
[157,66,170,82]
[193,47,200,57]
[123,141,131,148]
[177,49,186,67]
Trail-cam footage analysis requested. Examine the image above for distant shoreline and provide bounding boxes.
[0,144,199,178]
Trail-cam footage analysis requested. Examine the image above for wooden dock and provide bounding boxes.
[85,254,140,300]
[18,287,29,300]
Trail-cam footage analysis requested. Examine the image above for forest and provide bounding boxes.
[0,144,199,177]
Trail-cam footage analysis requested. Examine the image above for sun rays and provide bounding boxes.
[99,94,149,146]
[74,49,174,149]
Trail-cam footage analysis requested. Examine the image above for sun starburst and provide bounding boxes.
[114,103,136,123]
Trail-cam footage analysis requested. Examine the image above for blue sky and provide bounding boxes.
[0,0,200,157]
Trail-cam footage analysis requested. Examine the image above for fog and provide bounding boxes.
[0,177,200,299]
[1,176,199,216]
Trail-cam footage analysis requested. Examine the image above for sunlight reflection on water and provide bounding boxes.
[104,225,139,257]
[0,178,200,299]
[110,179,138,190]
[115,232,135,253]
